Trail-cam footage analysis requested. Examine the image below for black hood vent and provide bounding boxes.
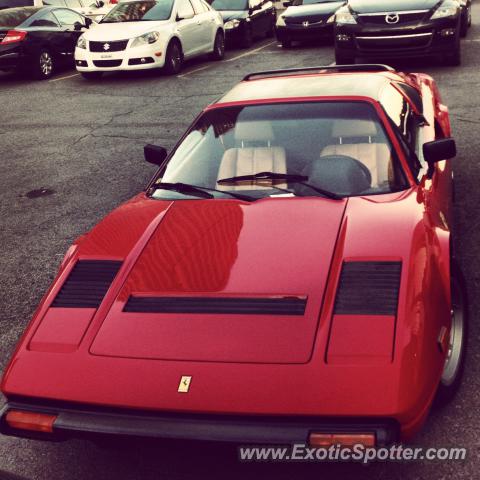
[124,296,307,315]
[334,261,402,315]
[51,260,122,308]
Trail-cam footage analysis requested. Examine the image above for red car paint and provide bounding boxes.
[1,68,455,442]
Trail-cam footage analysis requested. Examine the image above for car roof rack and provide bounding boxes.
[242,65,395,81]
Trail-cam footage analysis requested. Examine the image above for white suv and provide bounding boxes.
[75,0,224,78]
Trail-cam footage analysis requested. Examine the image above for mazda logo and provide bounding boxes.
[385,13,400,24]
[103,43,110,51]
[303,20,309,27]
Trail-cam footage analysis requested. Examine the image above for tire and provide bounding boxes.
[240,26,252,48]
[81,71,103,81]
[266,16,275,38]
[435,260,468,406]
[335,52,355,65]
[460,11,468,37]
[31,49,54,80]
[281,38,292,48]
[444,38,461,66]
[164,40,183,75]
[210,30,225,61]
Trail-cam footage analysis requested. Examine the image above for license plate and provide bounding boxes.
[100,54,113,59]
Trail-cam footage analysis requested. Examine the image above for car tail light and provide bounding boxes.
[5,410,57,433]
[1,30,27,44]
[110,0,118,4]
[309,433,376,448]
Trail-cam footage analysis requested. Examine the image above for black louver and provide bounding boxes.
[51,260,122,308]
[123,296,307,315]
[334,261,402,316]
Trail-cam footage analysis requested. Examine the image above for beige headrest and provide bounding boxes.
[234,121,275,142]
[331,119,377,138]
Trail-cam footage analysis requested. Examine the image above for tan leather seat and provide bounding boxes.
[320,119,391,187]
[217,120,287,191]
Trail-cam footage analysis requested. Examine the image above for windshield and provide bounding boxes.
[151,102,408,201]
[0,6,38,27]
[210,0,247,11]
[101,0,173,22]
[291,0,341,5]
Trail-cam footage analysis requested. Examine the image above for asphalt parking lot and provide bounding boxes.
[2,4,480,479]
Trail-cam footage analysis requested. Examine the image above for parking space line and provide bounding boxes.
[225,40,276,62]
[177,64,211,78]
[49,72,80,83]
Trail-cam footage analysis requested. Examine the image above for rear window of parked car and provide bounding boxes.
[0,6,38,26]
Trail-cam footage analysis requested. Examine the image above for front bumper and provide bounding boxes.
[276,23,333,42]
[75,43,165,72]
[335,16,460,59]
[0,398,400,446]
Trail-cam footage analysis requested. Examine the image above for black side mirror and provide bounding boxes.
[423,138,456,164]
[85,17,93,27]
[144,144,168,166]
[73,21,83,31]
[96,0,104,6]
[423,138,456,178]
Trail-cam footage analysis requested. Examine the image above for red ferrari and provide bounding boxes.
[0,64,467,447]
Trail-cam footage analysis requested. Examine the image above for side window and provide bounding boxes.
[380,84,424,178]
[65,0,82,7]
[29,11,60,26]
[53,8,84,25]
[190,0,207,13]
[43,0,67,6]
[177,0,195,17]
[249,0,261,9]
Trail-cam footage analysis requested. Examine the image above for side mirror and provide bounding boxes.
[177,10,194,20]
[96,0,104,6]
[144,144,168,166]
[85,17,93,27]
[423,138,456,164]
[73,21,83,31]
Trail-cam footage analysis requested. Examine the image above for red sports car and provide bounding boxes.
[0,64,467,447]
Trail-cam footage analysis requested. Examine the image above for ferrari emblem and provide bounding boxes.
[178,375,192,393]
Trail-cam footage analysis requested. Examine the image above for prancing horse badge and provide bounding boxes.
[178,376,192,393]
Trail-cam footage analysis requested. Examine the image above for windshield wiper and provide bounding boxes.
[152,182,255,201]
[217,171,343,200]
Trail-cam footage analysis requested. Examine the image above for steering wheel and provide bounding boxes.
[302,154,372,196]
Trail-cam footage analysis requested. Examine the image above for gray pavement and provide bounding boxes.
[1,6,480,479]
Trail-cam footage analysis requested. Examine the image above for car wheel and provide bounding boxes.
[460,11,469,37]
[240,26,252,48]
[266,16,275,37]
[444,38,461,66]
[81,71,103,81]
[335,53,355,65]
[436,260,468,406]
[32,49,54,80]
[164,40,183,75]
[210,30,225,61]
[281,37,292,48]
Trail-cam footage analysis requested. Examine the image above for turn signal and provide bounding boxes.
[6,410,57,433]
[309,433,375,448]
[1,30,27,45]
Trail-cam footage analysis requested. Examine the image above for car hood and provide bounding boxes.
[219,10,247,21]
[88,196,347,364]
[284,1,344,19]
[349,0,441,14]
[84,21,169,41]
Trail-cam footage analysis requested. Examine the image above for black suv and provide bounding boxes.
[334,0,463,66]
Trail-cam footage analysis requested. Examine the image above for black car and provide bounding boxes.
[209,0,276,48]
[334,0,463,66]
[0,6,92,79]
[276,0,345,48]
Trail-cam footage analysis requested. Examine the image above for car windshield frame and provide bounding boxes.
[0,6,40,27]
[209,0,248,11]
[101,0,174,23]
[148,100,410,202]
